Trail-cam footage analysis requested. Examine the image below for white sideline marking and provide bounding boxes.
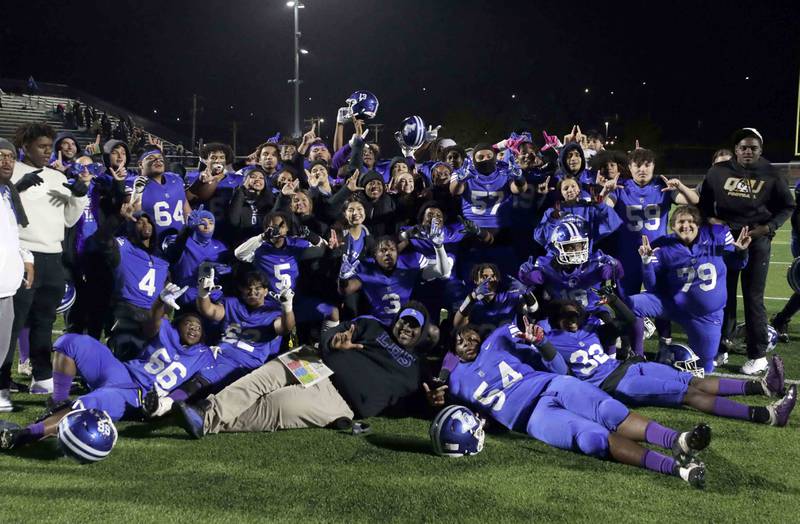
[736,294,791,302]
[709,371,800,386]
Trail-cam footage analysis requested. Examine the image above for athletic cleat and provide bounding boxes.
[740,357,768,376]
[0,389,13,413]
[17,359,32,377]
[768,385,797,427]
[0,421,22,450]
[34,398,73,424]
[29,377,54,395]
[8,380,29,394]
[677,461,706,489]
[673,423,711,467]
[143,388,174,418]
[761,355,785,397]
[643,317,657,340]
[713,352,728,368]
[176,402,205,439]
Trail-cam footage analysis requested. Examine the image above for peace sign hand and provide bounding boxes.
[733,226,752,251]
[638,235,659,261]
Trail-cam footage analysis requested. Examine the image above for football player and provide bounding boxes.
[544,296,796,426]
[0,284,213,450]
[453,263,530,331]
[439,322,710,488]
[631,205,750,372]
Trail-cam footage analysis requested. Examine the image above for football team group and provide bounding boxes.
[0,91,797,488]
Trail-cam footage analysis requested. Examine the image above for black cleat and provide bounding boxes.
[0,421,22,450]
[672,423,711,466]
[176,402,205,439]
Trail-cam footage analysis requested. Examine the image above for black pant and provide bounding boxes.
[0,252,65,386]
[774,293,800,326]
[722,235,771,359]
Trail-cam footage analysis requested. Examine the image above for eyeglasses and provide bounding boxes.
[0,153,15,162]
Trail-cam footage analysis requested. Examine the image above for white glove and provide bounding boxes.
[132,175,148,203]
[270,287,295,313]
[159,283,188,309]
[150,396,174,418]
[337,106,353,124]
[424,124,441,143]
[197,267,219,298]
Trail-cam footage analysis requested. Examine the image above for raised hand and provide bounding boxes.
[328,229,340,250]
[345,172,364,193]
[110,164,128,181]
[638,235,659,260]
[197,265,219,297]
[62,178,89,197]
[339,255,360,280]
[85,134,102,156]
[331,324,364,351]
[427,218,445,247]
[159,283,188,310]
[147,134,163,150]
[424,124,442,143]
[422,382,448,407]
[458,216,481,236]
[281,178,299,196]
[659,175,685,193]
[471,279,494,301]
[536,175,551,195]
[519,255,536,276]
[514,316,545,345]
[15,169,44,192]
[541,130,562,152]
[336,106,354,124]
[132,174,148,203]
[733,226,752,251]
[50,151,67,172]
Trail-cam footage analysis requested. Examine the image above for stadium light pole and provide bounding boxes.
[287,1,305,138]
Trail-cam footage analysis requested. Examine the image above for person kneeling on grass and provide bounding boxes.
[0,284,214,450]
[428,320,712,488]
[170,302,435,438]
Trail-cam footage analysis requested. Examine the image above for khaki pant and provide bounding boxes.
[203,357,353,434]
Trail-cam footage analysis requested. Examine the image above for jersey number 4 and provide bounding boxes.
[153,200,185,227]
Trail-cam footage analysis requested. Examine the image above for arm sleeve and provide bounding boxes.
[641,254,660,292]
[234,234,263,263]
[535,341,568,375]
[331,144,352,171]
[64,194,89,227]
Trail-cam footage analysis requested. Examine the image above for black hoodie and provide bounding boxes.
[699,157,794,233]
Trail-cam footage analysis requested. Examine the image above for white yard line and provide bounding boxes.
[710,371,800,386]
[737,294,791,301]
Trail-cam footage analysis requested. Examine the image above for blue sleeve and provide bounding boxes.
[540,350,568,375]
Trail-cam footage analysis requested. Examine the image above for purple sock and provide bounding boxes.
[51,372,73,403]
[169,389,188,402]
[713,397,750,420]
[717,379,747,396]
[26,422,45,439]
[18,327,30,362]
[641,449,677,476]
[644,421,679,450]
[630,319,645,357]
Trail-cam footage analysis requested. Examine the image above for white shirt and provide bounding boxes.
[0,184,32,298]
[10,162,87,253]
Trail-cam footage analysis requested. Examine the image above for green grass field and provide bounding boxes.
[1,226,799,523]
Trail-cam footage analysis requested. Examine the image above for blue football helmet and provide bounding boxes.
[345,90,379,120]
[733,322,778,353]
[56,282,77,315]
[549,215,590,265]
[657,343,704,377]
[787,258,800,294]
[57,408,118,463]
[430,405,485,457]
[399,115,426,149]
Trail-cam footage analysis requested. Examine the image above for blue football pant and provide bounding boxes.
[630,293,722,373]
[527,376,630,458]
[612,362,692,407]
[53,334,140,420]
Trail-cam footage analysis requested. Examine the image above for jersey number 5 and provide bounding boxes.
[472,361,523,411]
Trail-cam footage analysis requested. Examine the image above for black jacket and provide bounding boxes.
[699,158,794,234]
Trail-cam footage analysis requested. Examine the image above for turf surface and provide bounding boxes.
[1,226,798,523]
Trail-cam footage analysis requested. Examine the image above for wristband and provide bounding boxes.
[458,295,475,316]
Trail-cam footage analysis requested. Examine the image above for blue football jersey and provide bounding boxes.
[356,252,429,325]
[219,296,283,366]
[114,238,169,309]
[546,318,620,386]
[447,324,566,431]
[135,172,188,244]
[534,204,622,248]
[611,178,673,246]
[644,224,737,317]
[468,287,524,327]
[184,170,244,235]
[167,234,229,304]
[520,251,622,311]
[461,168,514,229]
[253,237,312,295]
[125,322,216,394]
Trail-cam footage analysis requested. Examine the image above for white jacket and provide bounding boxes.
[0,186,33,298]
[10,163,87,253]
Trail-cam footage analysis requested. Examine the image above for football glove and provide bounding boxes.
[337,106,354,124]
[426,218,445,247]
[63,179,89,197]
[471,279,493,301]
[159,283,188,309]
[519,255,536,276]
[269,287,295,312]
[458,216,482,237]
[424,124,442,143]
[339,256,360,280]
[197,266,220,298]
[14,169,44,192]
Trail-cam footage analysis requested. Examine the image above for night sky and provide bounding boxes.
[2,0,799,164]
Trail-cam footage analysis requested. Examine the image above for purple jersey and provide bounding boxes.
[644,224,740,317]
[185,170,243,234]
[447,324,566,431]
[168,234,229,303]
[253,237,312,295]
[219,297,283,367]
[534,203,622,248]
[125,322,216,395]
[135,172,187,243]
[611,178,673,245]
[356,252,429,325]
[520,251,622,311]
[546,318,619,386]
[461,169,514,229]
[468,286,525,327]
[114,237,169,309]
